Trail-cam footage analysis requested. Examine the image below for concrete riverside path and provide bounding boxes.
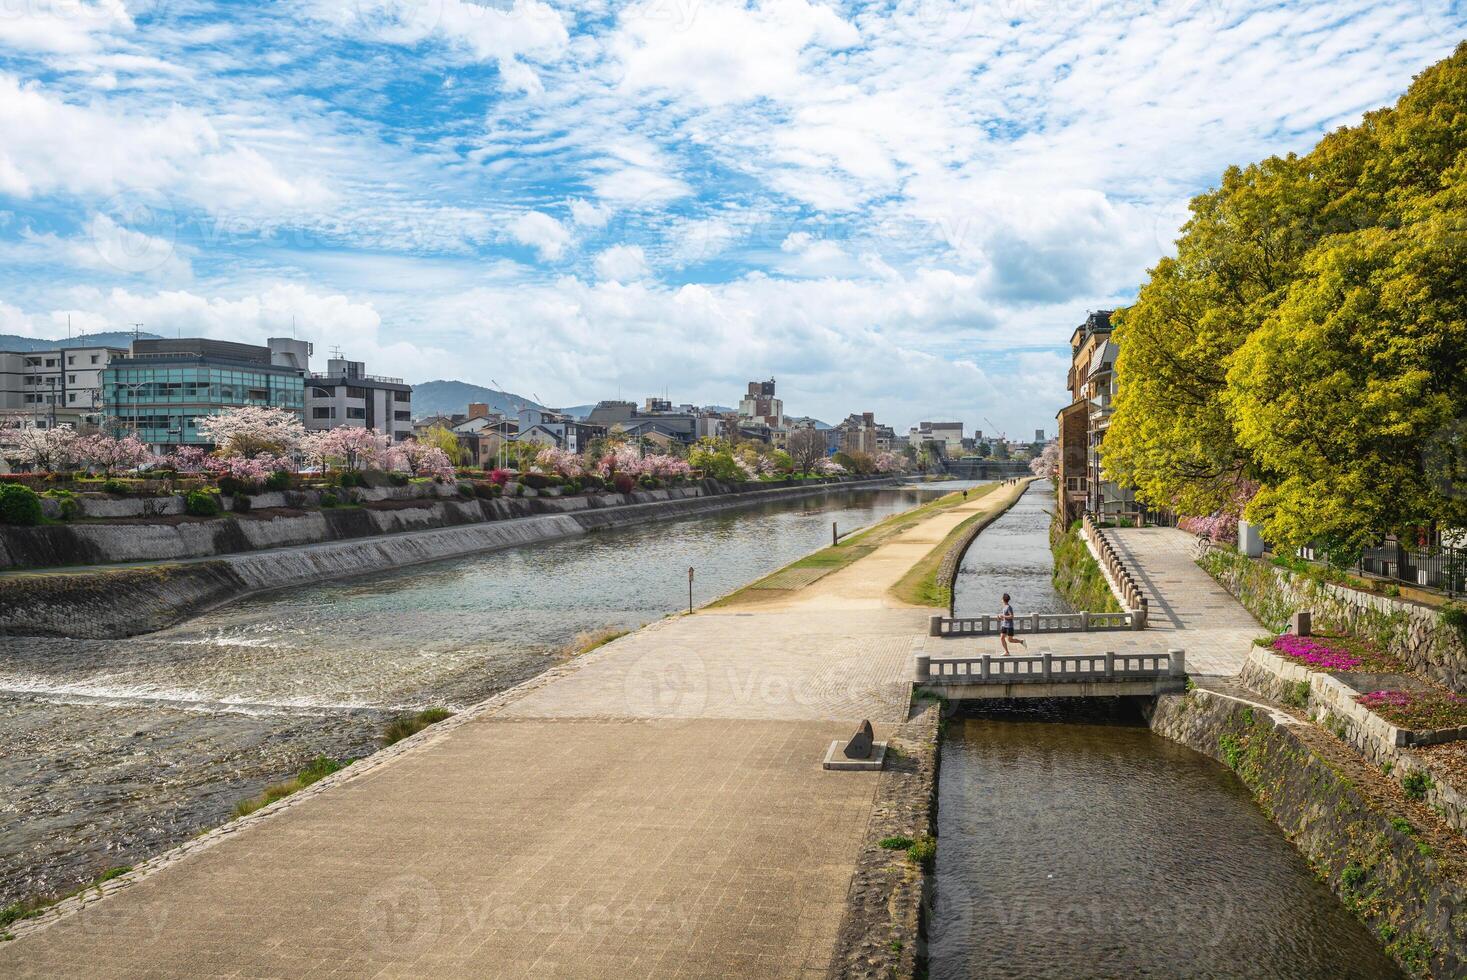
[0,481,1029,979]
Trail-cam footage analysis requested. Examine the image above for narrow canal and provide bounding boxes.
[937,482,1403,977]
[0,483,965,908]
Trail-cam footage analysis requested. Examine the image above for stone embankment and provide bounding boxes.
[0,477,895,639]
[1198,545,1467,692]
[1149,685,1466,979]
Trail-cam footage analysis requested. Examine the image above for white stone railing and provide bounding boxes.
[929,611,1134,637]
[915,649,1184,684]
[1083,512,1149,626]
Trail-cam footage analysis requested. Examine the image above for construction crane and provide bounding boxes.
[983,416,1007,442]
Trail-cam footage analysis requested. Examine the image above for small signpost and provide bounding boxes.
[832,521,838,547]
[688,566,694,614]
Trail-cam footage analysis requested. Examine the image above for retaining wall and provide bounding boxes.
[1198,546,1467,693]
[1148,688,1466,978]
[1240,646,1467,833]
[0,478,897,639]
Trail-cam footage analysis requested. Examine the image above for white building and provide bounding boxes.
[304,358,414,441]
[0,344,126,428]
[908,421,964,452]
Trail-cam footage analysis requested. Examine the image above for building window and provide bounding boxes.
[68,374,76,384]
[394,410,411,422]
[346,386,367,399]
[91,355,100,364]
[67,355,75,365]
[68,393,77,403]
[394,391,411,403]
[346,407,366,419]
[312,407,335,420]
[45,358,56,367]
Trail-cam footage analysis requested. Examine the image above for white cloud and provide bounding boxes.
[0,74,332,214]
[593,244,649,282]
[510,210,571,260]
[0,0,133,54]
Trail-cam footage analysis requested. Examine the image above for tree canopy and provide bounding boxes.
[1106,43,1467,555]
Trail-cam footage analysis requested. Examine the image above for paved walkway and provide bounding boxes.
[929,526,1260,677]
[0,496,1259,978]
[0,484,1028,979]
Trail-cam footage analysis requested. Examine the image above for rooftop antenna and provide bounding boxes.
[131,322,144,342]
[291,314,297,338]
[330,345,344,360]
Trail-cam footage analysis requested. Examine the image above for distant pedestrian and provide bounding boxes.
[999,592,1026,655]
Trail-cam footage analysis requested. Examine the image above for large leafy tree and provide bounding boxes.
[1106,43,1467,552]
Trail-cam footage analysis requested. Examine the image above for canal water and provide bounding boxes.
[938,482,1403,978]
[0,483,965,907]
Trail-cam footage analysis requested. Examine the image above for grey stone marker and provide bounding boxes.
[844,720,874,759]
[1291,610,1312,636]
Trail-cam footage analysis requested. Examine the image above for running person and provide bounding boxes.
[999,592,1026,655]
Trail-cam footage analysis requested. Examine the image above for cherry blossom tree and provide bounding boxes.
[814,457,846,476]
[8,423,78,471]
[196,406,306,458]
[75,434,153,476]
[395,439,456,479]
[872,451,907,474]
[535,446,585,478]
[1029,441,1060,479]
[303,427,390,472]
[643,454,692,480]
[167,445,212,473]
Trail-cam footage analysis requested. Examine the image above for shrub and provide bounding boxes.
[878,835,915,850]
[44,488,80,521]
[614,474,635,494]
[638,475,660,489]
[458,482,474,497]
[263,470,292,492]
[1442,604,1467,647]
[489,468,511,486]
[319,492,340,508]
[232,494,252,513]
[906,835,936,867]
[521,472,553,490]
[389,472,409,487]
[185,489,221,517]
[338,470,366,488]
[0,484,43,526]
[1402,769,1435,801]
[101,478,129,496]
[217,476,251,496]
[581,474,604,491]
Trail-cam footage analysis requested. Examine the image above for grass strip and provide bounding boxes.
[710,485,995,608]
[889,485,1004,607]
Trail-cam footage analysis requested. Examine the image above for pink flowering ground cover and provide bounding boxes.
[1269,633,1401,673]
[1355,689,1467,731]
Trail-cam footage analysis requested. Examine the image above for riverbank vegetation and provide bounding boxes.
[1102,45,1467,560]
[381,707,454,747]
[889,484,1002,607]
[1049,518,1122,612]
[232,756,345,818]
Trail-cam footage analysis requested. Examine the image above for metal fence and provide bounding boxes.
[1356,543,1466,597]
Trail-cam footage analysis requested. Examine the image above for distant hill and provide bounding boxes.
[410,380,544,419]
[0,330,161,352]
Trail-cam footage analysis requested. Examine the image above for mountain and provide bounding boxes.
[409,380,544,419]
[0,330,161,352]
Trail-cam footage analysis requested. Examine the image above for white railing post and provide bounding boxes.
[1080,610,1090,632]
[929,615,942,637]
[1105,652,1114,680]
[1042,652,1052,680]
[981,655,991,682]
[1031,612,1040,633]
[1169,649,1186,677]
[915,653,930,682]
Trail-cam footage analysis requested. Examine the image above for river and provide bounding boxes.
[0,482,965,907]
[937,481,1402,977]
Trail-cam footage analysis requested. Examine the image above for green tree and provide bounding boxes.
[1106,43,1467,551]
[420,426,465,466]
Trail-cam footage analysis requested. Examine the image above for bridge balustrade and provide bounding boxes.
[915,649,1185,685]
[929,611,1134,637]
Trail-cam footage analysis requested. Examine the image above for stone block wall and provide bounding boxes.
[1200,546,1467,693]
[1149,688,1466,978]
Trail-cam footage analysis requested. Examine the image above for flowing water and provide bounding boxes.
[0,483,967,906]
[938,481,1402,978]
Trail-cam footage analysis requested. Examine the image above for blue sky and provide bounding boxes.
[0,0,1459,434]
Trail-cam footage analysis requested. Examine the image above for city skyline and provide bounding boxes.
[0,1,1456,435]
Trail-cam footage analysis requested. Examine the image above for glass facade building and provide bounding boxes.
[102,352,305,449]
